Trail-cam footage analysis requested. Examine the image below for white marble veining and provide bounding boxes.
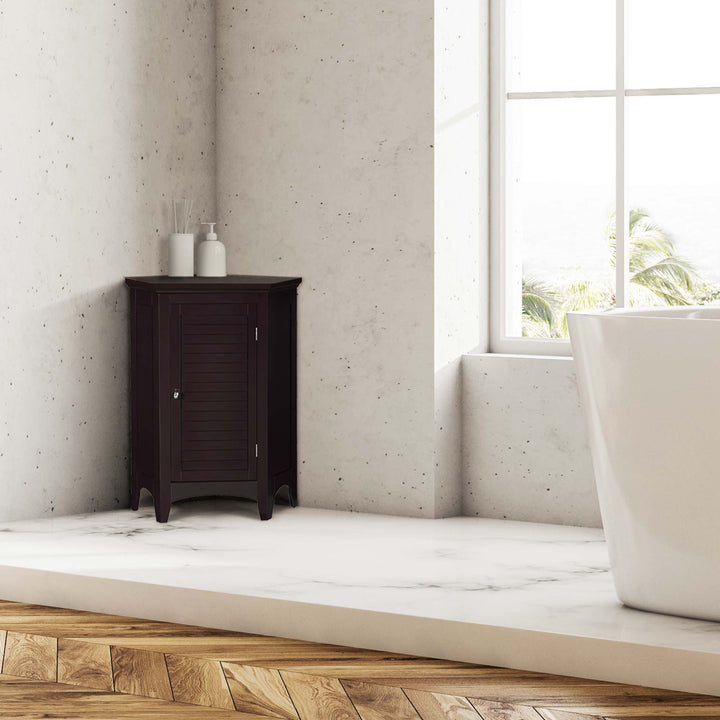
[0,501,610,622]
[1,501,720,695]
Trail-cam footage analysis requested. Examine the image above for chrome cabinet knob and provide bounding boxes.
[173,389,180,400]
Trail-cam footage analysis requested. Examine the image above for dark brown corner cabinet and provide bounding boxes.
[125,276,301,523]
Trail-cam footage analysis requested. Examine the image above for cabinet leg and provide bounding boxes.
[154,493,171,523]
[258,492,274,521]
[131,485,141,511]
[155,502,171,523]
[287,485,297,508]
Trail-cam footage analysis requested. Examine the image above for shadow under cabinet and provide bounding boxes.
[125,275,302,522]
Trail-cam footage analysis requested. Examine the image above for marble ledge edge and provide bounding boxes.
[0,564,718,697]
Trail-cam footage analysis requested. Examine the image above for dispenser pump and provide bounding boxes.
[197,221,226,277]
[201,222,217,241]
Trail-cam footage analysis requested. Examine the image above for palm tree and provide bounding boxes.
[606,209,701,306]
[521,208,705,338]
[556,280,613,337]
[521,276,557,337]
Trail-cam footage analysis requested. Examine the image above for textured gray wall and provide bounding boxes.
[434,0,488,517]
[1,1,593,528]
[217,0,439,516]
[463,354,601,527]
[0,1,216,521]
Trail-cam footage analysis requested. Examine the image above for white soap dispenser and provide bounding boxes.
[196,222,227,277]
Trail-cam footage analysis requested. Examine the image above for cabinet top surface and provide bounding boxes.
[125,275,302,292]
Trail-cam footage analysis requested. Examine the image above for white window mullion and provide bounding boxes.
[626,86,720,97]
[615,0,629,307]
[490,0,510,346]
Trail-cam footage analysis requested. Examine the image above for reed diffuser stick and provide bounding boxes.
[185,198,193,234]
[173,197,194,234]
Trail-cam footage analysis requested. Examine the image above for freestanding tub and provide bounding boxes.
[568,306,720,622]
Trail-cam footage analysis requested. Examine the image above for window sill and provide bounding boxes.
[464,351,575,362]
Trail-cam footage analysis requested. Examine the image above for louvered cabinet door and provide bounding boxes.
[169,297,257,483]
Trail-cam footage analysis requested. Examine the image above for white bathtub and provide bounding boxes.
[568,306,720,622]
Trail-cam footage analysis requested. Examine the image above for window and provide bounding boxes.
[491,0,720,355]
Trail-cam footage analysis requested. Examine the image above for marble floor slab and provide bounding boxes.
[0,499,719,696]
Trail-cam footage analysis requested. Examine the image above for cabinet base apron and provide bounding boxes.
[130,479,298,522]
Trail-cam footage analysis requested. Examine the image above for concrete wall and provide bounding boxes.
[217,0,438,516]
[0,1,216,521]
[434,0,488,516]
[463,354,601,527]
[1,1,597,527]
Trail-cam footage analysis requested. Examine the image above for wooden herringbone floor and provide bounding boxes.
[0,599,719,719]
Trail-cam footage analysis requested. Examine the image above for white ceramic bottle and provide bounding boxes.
[196,222,227,277]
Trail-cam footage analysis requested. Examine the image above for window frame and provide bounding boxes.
[489,0,720,355]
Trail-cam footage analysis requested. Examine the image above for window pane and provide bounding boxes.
[507,0,615,93]
[506,98,615,338]
[628,95,720,307]
[628,0,720,89]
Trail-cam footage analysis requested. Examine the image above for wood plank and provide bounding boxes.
[110,646,173,701]
[601,716,720,719]
[57,638,113,691]
[401,675,705,706]
[2,631,57,681]
[469,698,543,719]
[559,710,720,718]
[0,629,5,672]
[535,710,601,720]
[223,662,299,719]
[0,674,261,719]
[165,654,235,710]
[71,636,410,661]
[280,669,359,720]
[403,689,482,720]
[269,662,482,680]
[342,678,421,720]
[0,602,246,640]
[2,599,720,720]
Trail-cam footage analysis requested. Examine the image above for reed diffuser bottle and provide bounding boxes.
[168,198,194,277]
